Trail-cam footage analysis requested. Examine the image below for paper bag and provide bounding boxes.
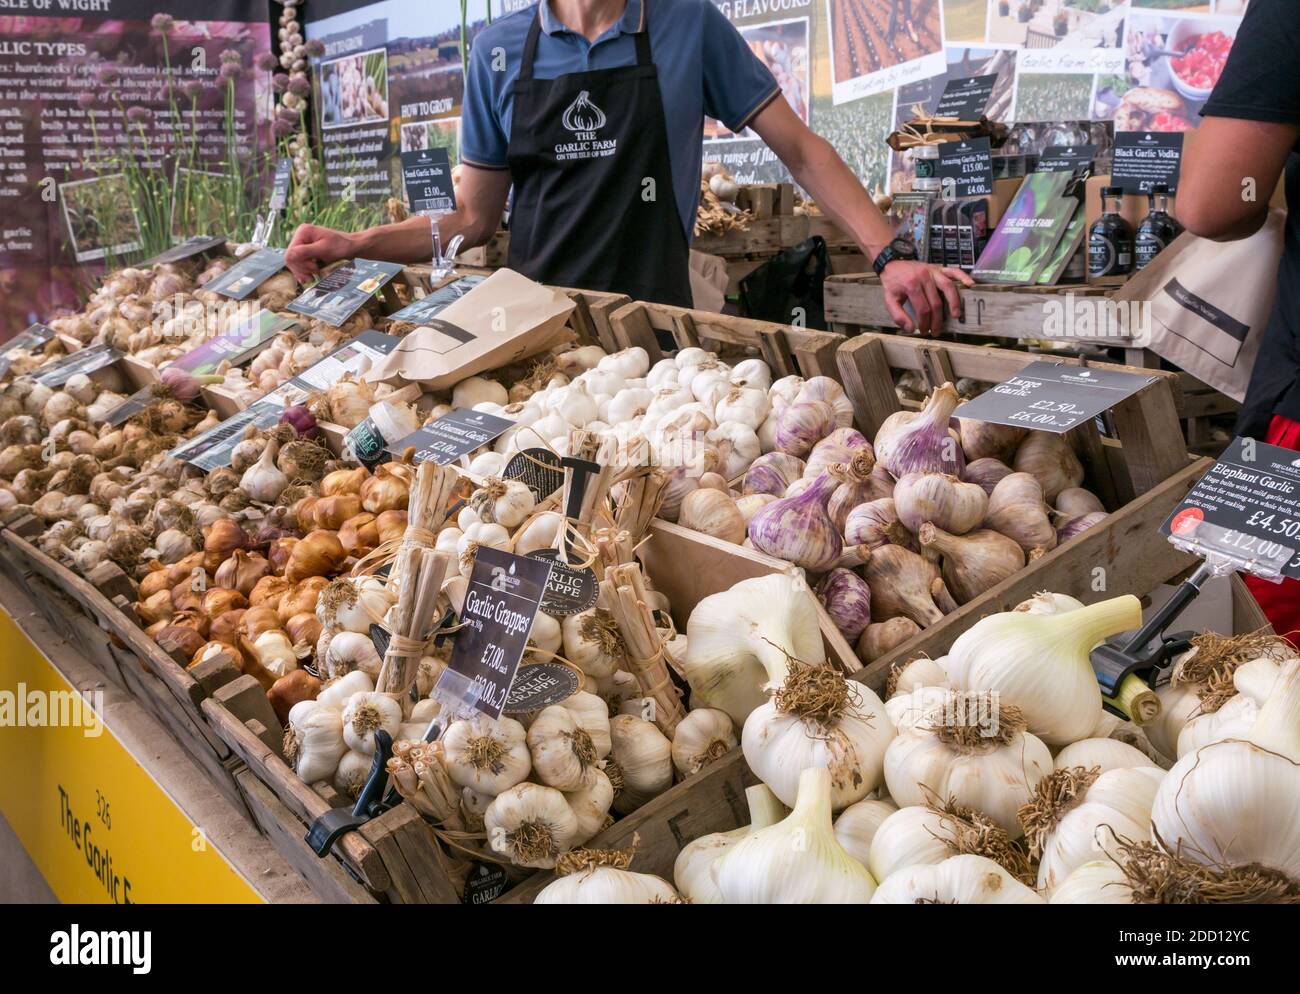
[364,268,576,390]
[689,250,728,313]
[1113,209,1285,402]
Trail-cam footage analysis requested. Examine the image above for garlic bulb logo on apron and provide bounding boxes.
[556,90,616,162]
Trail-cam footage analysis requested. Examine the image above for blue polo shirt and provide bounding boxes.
[460,0,780,241]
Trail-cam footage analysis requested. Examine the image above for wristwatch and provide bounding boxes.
[872,237,919,276]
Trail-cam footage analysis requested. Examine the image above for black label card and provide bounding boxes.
[0,323,55,376]
[1163,437,1300,580]
[1112,131,1184,195]
[268,158,292,214]
[953,360,1156,433]
[462,862,509,904]
[503,661,582,714]
[389,407,515,464]
[388,275,485,324]
[504,447,565,501]
[937,137,993,198]
[526,549,600,617]
[169,311,297,376]
[1035,144,1097,175]
[144,234,227,266]
[104,385,158,428]
[934,74,997,121]
[169,399,284,471]
[33,343,123,387]
[286,258,404,327]
[400,148,456,215]
[208,248,289,300]
[446,547,553,719]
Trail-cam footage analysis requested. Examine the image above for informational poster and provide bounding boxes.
[0,2,273,338]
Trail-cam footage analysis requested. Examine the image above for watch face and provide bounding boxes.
[891,237,918,260]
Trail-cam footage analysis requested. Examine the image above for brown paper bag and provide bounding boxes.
[1113,209,1285,402]
[364,268,576,390]
[689,250,729,313]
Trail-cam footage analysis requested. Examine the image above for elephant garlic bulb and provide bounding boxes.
[285,700,346,784]
[484,782,581,869]
[1048,860,1133,904]
[742,662,894,811]
[871,854,1043,904]
[673,784,787,903]
[868,800,1032,885]
[533,846,681,904]
[442,715,532,795]
[832,798,898,869]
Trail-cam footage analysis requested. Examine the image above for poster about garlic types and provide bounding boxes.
[0,2,272,337]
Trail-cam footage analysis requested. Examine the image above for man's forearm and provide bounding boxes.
[346,210,497,262]
[786,133,895,260]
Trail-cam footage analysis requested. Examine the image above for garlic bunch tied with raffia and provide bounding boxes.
[674,784,787,903]
[681,571,827,727]
[1149,658,1300,890]
[742,661,894,811]
[533,839,683,904]
[1019,764,1164,895]
[944,594,1145,747]
[871,854,1044,904]
[712,767,877,903]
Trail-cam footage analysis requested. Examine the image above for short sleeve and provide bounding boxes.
[1201,0,1300,125]
[700,2,780,133]
[459,37,510,169]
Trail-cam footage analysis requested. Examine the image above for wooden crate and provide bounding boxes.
[455,230,510,269]
[203,510,853,903]
[608,299,845,381]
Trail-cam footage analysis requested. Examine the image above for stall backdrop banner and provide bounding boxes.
[304,0,1247,204]
[0,1,273,338]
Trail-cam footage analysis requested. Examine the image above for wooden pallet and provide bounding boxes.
[608,299,845,381]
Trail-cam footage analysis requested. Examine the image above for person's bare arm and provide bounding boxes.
[1179,116,1297,241]
[284,165,512,282]
[749,96,972,335]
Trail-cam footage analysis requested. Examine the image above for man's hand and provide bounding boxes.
[284,224,354,283]
[879,261,973,336]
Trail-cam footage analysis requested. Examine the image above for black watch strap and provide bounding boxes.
[873,238,918,276]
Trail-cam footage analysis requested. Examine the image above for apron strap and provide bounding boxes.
[519,2,652,79]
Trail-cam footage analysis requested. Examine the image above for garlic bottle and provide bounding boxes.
[442,715,532,795]
[671,708,738,777]
[742,663,894,810]
[674,784,787,903]
[713,767,877,903]
[1022,765,1165,895]
[485,783,581,868]
[871,854,1043,904]
[681,572,826,727]
[609,714,673,814]
[883,691,1051,836]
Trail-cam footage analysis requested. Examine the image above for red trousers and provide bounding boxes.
[1244,415,1300,639]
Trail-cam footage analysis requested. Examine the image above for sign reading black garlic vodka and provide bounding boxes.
[446,547,554,720]
[953,361,1156,433]
[1163,437,1300,580]
[1112,131,1183,195]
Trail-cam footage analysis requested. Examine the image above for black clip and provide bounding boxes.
[305,730,400,857]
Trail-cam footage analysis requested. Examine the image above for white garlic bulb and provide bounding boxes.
[871,854,1043,904]
[442,715,532,795]
[671,708,738,777]
[609,714,673,814]
[484,783,581,869]
[340,692,403,755]
[527,706,601,792]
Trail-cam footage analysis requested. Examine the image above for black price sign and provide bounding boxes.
[504,447,565,501]
[1035,145,1096,175]
[33,343,123,387]
[390,407,515,464]
[268,157,292,214]
[388,274,485,324]
[937,137,993,198]
[526,549,600,616]
[934,74,997,121]
[143,234,227,266]
[446,547,553,719]
[1163,437,1300,580]
[169,400,283,471]
[503,661,582,714]
[462,862,509,904]
[1112,131,1183,195]
[953,360,1156,433]
[208,248,289,300]
[0,323,55,376]
[400,148,456,215]
[286,258,404,327]
[104,386,156,428]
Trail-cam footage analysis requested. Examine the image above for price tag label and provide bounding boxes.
[207,248,289,300]
[389,407,515,464]
[1162,437,1300,580]
[445,547,553,719]
[937,137,993,198]
[953,361,1156,433]
[143,234,227,266]
[388,275,485,324]
[169,311,297,376]
[268,158,292,214]
[1112,131,1183,195]
[0,323,56,376]
[503,447,565,501]
[1035,144,1096,175]
[168,400,284,471]
[400,148,456,215]
[934,75,997,121]
[286,258,403,327]
[33,343,123,387]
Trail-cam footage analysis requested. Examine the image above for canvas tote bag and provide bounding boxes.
[1112,208,1285,401]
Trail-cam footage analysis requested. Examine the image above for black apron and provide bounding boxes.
[506,5,692,306]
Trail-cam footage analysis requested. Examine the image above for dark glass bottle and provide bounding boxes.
[1135,183,1183,271]
[1088,186,1133,282]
